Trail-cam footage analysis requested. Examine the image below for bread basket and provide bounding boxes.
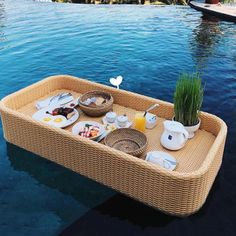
[104,128,147,157]
[79,90,113,117]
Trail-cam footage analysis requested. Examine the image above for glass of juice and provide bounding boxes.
[134,112,146,132]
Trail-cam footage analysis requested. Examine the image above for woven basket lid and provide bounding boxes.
[104,128,147,157]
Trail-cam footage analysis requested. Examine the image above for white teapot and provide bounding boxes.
[160,120,189,151]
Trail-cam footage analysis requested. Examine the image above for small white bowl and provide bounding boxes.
[105,112,117,123]
[117,115,128,127]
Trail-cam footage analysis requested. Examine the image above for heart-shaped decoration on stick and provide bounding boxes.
[109,76,123,89]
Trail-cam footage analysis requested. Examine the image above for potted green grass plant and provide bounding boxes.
[174,73,204,139]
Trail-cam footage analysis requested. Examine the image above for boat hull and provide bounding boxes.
[190,1,236,23]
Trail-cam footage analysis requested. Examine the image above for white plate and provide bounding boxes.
[72,121,105,141]
[32,107,79,128]
[96,130,109,142]
[145,151,177,171]
[102,117,132,129]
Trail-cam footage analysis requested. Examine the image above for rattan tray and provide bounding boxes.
[0,75,227,216]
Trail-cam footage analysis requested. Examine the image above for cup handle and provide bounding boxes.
[183,129,189,140]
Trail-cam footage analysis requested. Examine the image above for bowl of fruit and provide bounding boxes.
[72,121,105,141]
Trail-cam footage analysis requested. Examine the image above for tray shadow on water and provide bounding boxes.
[58,176,226,236]
[6,142,226,235]
[6,143,234,236]
[6,142,115,209]
[7,143,177,227]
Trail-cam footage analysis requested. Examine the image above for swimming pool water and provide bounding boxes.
[0,0,236,235]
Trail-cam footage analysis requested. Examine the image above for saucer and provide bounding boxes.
[102,117,132,129]
[145,151,177,171]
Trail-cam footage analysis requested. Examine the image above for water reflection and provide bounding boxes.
[7,142,115,208]
[60,172,223,235]
[190,14,223,71]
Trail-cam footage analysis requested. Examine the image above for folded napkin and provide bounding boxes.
[35,93,75,110]
[145,151,177,171]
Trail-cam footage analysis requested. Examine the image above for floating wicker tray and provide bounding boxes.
[0,75,227,216]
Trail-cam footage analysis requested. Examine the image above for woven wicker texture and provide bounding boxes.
[0,75,227,216]
[104,128,147,157]
[16,88,216,173]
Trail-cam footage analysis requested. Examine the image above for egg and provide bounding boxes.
[43,117,52,122]
[52,116,67,128]
[54,118,63,123]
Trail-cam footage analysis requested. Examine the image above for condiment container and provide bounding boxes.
[117,115,128,127]
[105,112,117,123]
[145,112,157,129]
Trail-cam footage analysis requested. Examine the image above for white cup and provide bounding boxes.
[117,115,128,127]
[105,112,117,123]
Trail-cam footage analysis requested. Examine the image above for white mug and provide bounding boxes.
[117,115,128,127]
[105,112,117,123]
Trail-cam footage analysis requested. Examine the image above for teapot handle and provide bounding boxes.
[183,128,189,140]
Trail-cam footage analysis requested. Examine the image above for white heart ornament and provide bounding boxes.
[109,76,123,89]
[116,76,123,84]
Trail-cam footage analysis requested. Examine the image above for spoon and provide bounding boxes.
[143,104,159,117]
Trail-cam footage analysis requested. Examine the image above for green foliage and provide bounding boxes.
[174,73,204,126]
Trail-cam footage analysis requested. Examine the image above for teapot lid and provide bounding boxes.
[163,120,185,133]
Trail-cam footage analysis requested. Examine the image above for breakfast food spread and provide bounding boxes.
[78,123,100,138]
[41,115,67,127]
[46,107,75,119]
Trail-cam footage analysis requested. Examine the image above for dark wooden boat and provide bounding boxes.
[189,1,236,23]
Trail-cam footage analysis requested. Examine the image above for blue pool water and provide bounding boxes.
[0,0,236,235]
